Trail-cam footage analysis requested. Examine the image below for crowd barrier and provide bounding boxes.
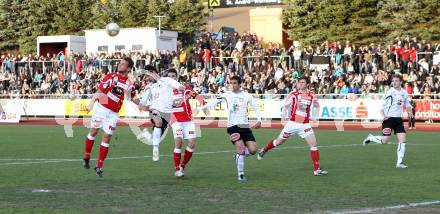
[1,95,439,124]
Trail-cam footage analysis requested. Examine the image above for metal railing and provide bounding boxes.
[209,55,292,71]
[1,93,439,100]
[1,60,67,74]
[2,50,438,74]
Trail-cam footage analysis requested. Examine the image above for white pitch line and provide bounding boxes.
[0,158,77,161]
[330,200,440,214]
[0,143,360,166]
[0,143,436,166]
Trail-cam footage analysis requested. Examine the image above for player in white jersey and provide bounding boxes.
[201,76,262,182]
[362,75,413,168]
[138,65,184,161]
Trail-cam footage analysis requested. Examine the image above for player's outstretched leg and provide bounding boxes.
[83,129,98,169]
[152,127,162,162]
[258,139,286,160]
[362,134,384,145]
[137,129,153,145]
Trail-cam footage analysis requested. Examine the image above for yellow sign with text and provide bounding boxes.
[64,99,126,116]
[190,99,265,118]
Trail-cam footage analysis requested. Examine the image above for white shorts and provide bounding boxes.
[279,121,314,139]
[91,103,120,135]
[171,121,197,140]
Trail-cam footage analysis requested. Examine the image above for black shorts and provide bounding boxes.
[226,125,256,144]
[150,110,170,135]
[382,117,405,136]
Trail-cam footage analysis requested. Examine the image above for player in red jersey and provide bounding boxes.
[167,69,206,178]
[258,76,328,176]
[82,57,135,177]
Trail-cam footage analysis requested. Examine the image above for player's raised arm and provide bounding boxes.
[189,87,208,115]
[190,88,206,106]
[138,86,152,111]
[281,93,294,120]
[126,84,138,102]
[162,76,185,91]
[201,96,224,111]
[249,95,262,128]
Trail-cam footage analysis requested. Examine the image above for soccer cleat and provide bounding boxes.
[362,134,373,146]
[94,167,104,178]
[396,162,408,168]
[152,146,159,162]
[238,174,247,182]
[257,149,266,160]
[175,167,184,178]
[313,168,328,176]
[137,130,153,146]
[83,159,90,169]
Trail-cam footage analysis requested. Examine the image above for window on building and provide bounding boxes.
[115,45,125,52]
[98,46,108,52]
[132,44,143,51]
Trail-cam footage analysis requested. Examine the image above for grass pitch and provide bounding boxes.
[0,125,439,213]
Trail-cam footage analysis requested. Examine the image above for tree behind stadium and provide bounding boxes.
[283,0,440,46]
[0,0,207,53]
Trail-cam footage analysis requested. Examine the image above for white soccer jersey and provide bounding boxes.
[140,77,183,113]
[382,87,411,118]
[202,91,262,127]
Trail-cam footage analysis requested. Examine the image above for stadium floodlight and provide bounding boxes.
[153,16,165,36]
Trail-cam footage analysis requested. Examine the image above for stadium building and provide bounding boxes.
[209,0,291,46]
[37,27,178,56]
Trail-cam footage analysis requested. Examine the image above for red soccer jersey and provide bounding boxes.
[409,49,417,61]
[172,85,204,122]
[97,73,134,113]
[287,91,314,124]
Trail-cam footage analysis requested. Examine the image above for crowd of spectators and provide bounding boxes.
[0,33,439,99]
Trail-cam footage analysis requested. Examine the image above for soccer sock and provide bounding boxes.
[236,153,245,176]
[263,139,277,152]
[371,135,383,144]
[173,148,181,171]
[181,147,194,169]
[244,147,251,156]
[397,142,406,164]
[84,134,95,160]
[236,145,245,176]
[310,147,320,171]
[97,142,109,169]
[152,127,162,147]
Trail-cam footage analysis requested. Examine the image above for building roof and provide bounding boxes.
[37,35,86,43]
[83,26,157,32]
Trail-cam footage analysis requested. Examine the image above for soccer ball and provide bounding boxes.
[106,23,120,37]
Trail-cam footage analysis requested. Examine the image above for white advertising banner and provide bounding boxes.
[0,97,437,121]
[0,99,22,123]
